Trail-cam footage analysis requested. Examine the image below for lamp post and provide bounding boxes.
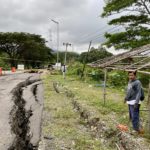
[51,19,59,68]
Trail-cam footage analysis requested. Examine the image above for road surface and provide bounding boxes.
[0,73,44,150]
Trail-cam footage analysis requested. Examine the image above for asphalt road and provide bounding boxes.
[0,73,44,150]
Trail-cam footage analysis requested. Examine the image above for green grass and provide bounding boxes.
[74,136,102,150]
[41,73,150,149]
[49,74,149,128]
[50,74,128,122]
[42,74,113,150]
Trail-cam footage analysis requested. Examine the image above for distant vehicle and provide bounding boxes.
[47,64,55,70]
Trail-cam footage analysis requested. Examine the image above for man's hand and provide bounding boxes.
[134,103,138,110]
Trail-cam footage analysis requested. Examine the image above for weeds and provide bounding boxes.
[42,73,150,149]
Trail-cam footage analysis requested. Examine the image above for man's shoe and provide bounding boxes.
[138,128,144,134]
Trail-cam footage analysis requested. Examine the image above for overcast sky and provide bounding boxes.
[0,0,122,53]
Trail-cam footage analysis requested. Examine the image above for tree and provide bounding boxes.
[102,0,150,49]
[0,53,10,69]
[79,47,113,63]
[0,32,53,67]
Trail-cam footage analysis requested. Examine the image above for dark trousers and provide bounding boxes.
[128,104,140,131]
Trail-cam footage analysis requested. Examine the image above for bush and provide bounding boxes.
[0,59,10,70]
[0,53,11,70]
[87,68,104,81]
[108,70,128,87]
[67,61,150,89]
[67,62,104,81]
[67,62,83,76]
[138,72,149,88]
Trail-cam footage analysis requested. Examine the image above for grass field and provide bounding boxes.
[41,73,150,150]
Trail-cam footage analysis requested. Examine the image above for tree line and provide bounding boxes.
[0,32,112,69]
[0,32,53,68]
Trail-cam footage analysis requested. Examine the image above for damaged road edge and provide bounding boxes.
[8,79,41,150]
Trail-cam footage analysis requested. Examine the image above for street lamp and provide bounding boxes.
[51,19,59,66]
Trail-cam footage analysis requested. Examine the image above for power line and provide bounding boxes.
[92,26,124,42]
[72,12,131,44]
[76,25,123,44]
[72,25,125,53]
[76,25,110,42]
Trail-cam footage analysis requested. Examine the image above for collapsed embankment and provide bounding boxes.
[53,81,150,150]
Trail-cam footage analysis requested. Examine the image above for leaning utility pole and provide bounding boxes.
[63,42,71,79]
[81,41,92,79]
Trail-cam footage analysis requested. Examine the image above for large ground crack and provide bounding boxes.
[53,82,145,150]
[8,78,41,150]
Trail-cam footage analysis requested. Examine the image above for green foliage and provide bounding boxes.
[102,0,150,17]
[66,62,83,76]
[102,0,150,49]
[105,26,150,49]
[0,53,10,69]
[138,72,150,88]
[109,15,150,26]
[74,137,101,150]
[88,68,104,81]
[107,70,149,88]
[67,62,104,82]
[0,59,10,70]
[79,47,112,63]
[0,32,53,68]
[67,61,149,90]
[108,70,127,87]
[102,0,136,17]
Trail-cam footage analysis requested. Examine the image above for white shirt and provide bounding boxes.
[127,100,141,105]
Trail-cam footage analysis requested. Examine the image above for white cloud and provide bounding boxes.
[106,46,126,55]
[0,0,112,53]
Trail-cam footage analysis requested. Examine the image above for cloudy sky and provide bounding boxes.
[0,0,122,53]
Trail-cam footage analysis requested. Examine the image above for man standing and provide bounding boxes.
[61,65,66,79]
[125,71,142,133]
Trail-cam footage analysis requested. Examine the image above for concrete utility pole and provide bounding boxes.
[63,42,71,79]
[51,19,59,67]
[103,68,107,106]
[81,41,92,79]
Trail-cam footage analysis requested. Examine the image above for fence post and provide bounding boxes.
[148,82,150,133]
[103,68,107,106]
